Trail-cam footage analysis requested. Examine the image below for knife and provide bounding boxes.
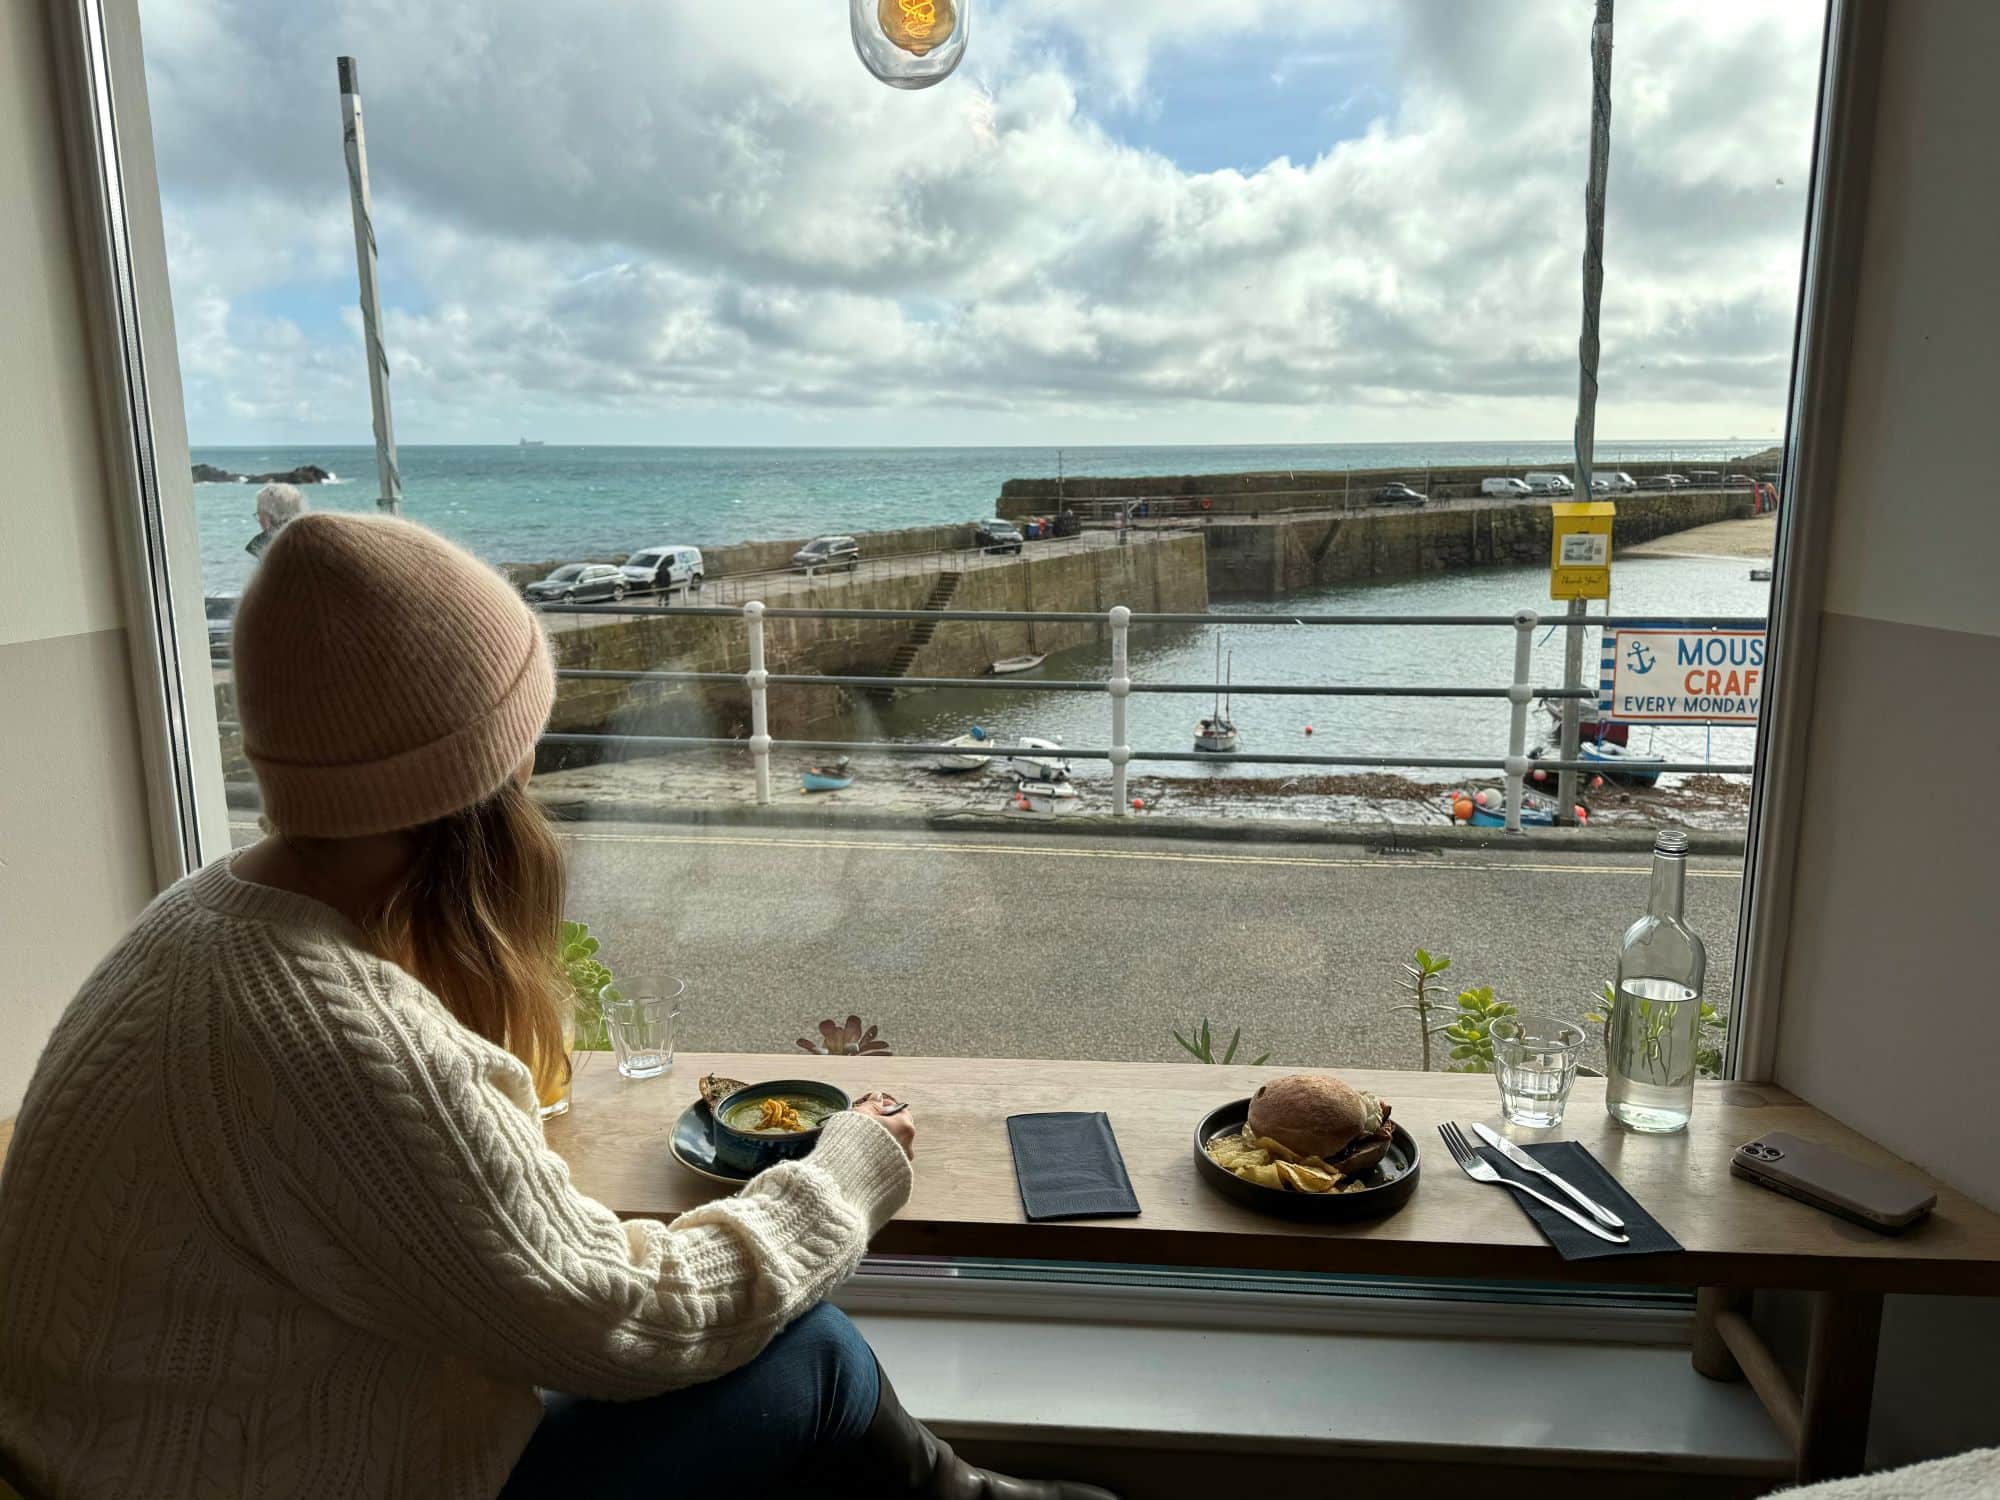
[1473,1121,1626,1230]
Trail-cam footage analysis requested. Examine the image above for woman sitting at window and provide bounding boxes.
[0,513,1112,1500]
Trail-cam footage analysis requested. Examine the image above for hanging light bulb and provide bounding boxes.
[851,0,968,90]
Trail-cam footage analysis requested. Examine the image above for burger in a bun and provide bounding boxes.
[1247,1073,1394,1177]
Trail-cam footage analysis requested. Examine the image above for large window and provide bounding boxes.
[139,0,1825,1077]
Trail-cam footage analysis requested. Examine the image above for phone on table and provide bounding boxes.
[1731,1132,1936,1233]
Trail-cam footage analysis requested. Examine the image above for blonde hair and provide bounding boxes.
[367,780,570,1104]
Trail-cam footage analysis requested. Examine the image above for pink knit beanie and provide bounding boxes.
[233,512,556,837]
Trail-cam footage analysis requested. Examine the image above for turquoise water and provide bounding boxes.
[191,440,1761,598]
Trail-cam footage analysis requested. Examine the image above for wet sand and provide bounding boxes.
[1622,513,1775,561]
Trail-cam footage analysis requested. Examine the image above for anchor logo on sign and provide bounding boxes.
[1626,640,1657,675]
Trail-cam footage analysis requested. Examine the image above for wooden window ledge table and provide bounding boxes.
[549,1053,2000,1485]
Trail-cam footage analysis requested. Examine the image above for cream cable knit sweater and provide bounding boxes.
[0,858,913,1500]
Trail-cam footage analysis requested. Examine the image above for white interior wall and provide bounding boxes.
[0,1,159,1114]
[1770,0,2000,1470]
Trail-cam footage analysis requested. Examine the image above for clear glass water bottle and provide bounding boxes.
[1606,829,1707,1133]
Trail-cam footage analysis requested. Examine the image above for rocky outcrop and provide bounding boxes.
[191,463,333,485]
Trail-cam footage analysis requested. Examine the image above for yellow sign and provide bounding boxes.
[1550,500,1615,600]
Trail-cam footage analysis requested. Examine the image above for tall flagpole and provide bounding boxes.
[1560,0,1613,824]
[339,56,402,515]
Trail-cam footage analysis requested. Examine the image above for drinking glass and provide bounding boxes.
[538,999,576,1119]
[602,977,684,1080]
[1490,1014,1585,1129]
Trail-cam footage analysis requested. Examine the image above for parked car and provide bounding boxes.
[524,563,626,604]
[1643,473,1689,490]
[1371,483,1428,507]
[792,535,861,574]
[1601,471,1637,492]
[972,519,1025,554]
[1524,472,1574,494]
[1723,474,1758,490]
[1687,469,1723,485]
[620,545,704,593]
[1481,477,1532,498]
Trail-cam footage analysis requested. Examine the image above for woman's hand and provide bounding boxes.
[854,1093,916,1160]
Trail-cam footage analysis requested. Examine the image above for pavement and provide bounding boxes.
[546,819,1741,1072]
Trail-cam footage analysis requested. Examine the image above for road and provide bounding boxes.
[554,821,1742,1072]
[540,529,1136,631]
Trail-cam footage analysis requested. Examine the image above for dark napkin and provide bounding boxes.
[1006,1112,1141,1221]
[1475,1140,1681,1260]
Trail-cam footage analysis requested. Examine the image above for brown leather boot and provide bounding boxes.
[851,1362,1118,1500]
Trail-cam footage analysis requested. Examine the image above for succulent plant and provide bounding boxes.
[559,919,613,1050]
[796,1016,894,1056]
[1171,1017,1270,1066]
[1393,947,1453,1071]
[1440,985,1518,1074]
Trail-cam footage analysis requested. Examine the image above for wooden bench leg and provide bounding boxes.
[1692,1286,1751,1380]
[1797,1290,1882,1484]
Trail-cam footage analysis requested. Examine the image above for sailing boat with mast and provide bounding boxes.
[1194,641,1238,753]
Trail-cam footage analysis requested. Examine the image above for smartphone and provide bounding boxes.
[1731,1132,1936,1233]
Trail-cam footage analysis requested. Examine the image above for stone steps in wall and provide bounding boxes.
[868,572,963,699]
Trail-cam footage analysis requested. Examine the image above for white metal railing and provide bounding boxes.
[535,601,1763,833]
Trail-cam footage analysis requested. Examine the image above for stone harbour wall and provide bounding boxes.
[1200,489,1750,598]
[539,532,1207,757]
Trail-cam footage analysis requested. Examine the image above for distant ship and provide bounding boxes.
[519,438,545,449]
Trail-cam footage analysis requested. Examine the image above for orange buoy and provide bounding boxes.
[1531,768,1547,783]
[1452,796,1474,822]
[1131,797,1145,811]
[1303,725,1314,735]
[1590,775,1605,790]
[1474,789,1491,806]
[1575,806,1589,823]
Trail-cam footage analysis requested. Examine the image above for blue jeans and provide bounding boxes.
[499,1303,881,1499]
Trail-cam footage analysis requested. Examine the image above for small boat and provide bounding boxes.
[934,725,995,773]
[1005,737,1069,779]
[990,653,1048,676]
[1529,740,1664,788]
[1012,775,1082,816]
[1194,642,1238,753]
[800,758,853,793]
[518,437,545,449]
[1469,794,1557,828]
[1540,699,1631,748]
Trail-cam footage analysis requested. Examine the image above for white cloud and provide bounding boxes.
[138,0,1824,445]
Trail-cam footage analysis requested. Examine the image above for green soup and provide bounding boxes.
[724,1093,835,1136]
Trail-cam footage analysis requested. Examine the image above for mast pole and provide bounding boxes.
[1560,0,1614,824]
[339,57,402,515]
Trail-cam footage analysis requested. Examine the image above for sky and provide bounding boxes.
[138,0,1826,448]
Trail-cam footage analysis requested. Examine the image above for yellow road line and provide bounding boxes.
[553,828,1740,879]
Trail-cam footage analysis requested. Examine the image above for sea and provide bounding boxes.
[193,441,1770,784]
[190,440,1765,599]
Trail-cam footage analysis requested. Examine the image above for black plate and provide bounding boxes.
[1193,1097,1420,1221]
[670,1101,754,1186]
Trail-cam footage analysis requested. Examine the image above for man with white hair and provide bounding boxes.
[246,482,308,558]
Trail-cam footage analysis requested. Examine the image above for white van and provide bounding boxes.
[620,545,704,593]
[1523,472,1574,494]
[1481,477,1532,497]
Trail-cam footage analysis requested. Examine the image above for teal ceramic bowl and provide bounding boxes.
[712,1080,851,1174]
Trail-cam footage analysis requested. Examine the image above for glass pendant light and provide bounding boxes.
[851,0,968,90]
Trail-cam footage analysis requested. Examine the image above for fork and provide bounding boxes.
[1438,1122,1630,1244]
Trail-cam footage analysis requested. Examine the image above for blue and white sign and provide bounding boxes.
[1599,628,1766,724]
